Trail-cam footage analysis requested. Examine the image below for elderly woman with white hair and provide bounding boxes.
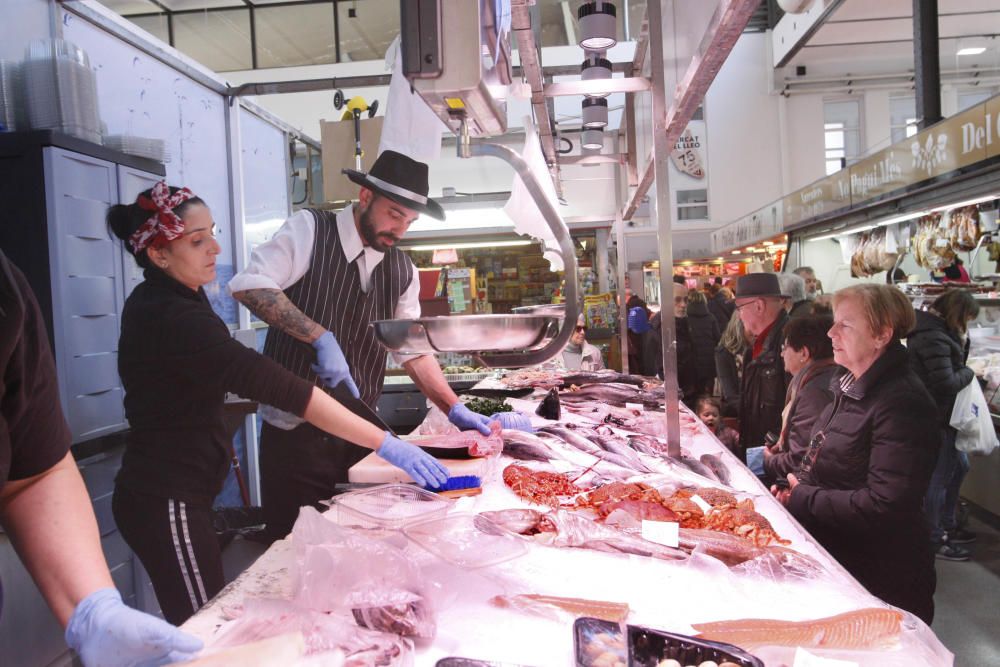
[778,272,811,318]
[773,284,939,623]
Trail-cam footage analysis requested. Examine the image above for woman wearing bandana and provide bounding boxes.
[107,182,448,624]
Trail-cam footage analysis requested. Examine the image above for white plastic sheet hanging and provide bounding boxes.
[378,36,447,162]
[503,116,564,271]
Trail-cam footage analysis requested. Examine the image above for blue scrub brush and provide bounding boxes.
[427,475,482,498]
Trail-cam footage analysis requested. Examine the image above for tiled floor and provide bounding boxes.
[932,508,1000,666]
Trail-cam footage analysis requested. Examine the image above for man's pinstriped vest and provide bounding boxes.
[261,208,413,407]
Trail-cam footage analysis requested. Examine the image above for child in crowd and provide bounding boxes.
[694,396,739,454]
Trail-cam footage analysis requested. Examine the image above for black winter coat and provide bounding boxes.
[686,301,721,386]
[642,312,704,395]
[707,292,734,331]
[715,345,741,417]
[737,311,788,458]
[907,309,974,426]
[763,360,838,479]
[787,342,938,623]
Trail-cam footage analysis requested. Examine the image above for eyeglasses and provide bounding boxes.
[575,325,587,333]
[735,299,761,311]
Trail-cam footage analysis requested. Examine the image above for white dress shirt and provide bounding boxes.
[229,206,423,428]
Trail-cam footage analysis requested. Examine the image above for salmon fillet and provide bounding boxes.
[692,607,904,650]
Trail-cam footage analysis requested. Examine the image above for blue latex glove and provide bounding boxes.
[377,432,450,488]
[311,331,360,399]
[491,411,533,432]
[448,403,494,436]
[65,588,203,667]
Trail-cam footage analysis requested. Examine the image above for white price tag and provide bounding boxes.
[549,459,575,473]
[793,647,859,667]
[641,520,679,547]
[625,402,645,413]
[689,494,713,514]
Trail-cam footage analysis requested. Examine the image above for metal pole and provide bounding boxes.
[647,0,681,457]
[913,0,941,128]
[614,211,629,374]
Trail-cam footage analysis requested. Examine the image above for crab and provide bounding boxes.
[701,507,790,547]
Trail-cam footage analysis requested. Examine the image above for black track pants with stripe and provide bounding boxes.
[112,486,224,625]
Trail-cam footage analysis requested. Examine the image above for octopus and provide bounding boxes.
[700,507,790,547]
[502,464,579,509]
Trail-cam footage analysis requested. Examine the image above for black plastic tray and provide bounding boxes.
[628,624,764,667]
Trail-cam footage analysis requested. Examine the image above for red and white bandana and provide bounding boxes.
[130,181,197,253]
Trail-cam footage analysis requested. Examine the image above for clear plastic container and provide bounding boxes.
[332,484,449,531]
[403,512,528,569]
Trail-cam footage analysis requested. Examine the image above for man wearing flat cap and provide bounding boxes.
[230,150,503,539]
[734,273,789,462]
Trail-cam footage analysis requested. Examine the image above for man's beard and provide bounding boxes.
[358,204,399,252]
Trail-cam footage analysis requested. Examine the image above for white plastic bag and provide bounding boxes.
[950,379,998,455]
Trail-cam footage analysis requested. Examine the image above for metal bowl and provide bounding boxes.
[372,314,559,354]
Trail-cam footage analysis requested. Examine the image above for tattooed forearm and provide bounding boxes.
[232,288,323,343]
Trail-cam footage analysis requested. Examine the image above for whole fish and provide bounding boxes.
[627,434,666,457]
[560,371,648,388]
[502,430,560,462]
[539,426,645,474]
[476,509,544,535]
[692,608,904,650]
[538,510,688,562]
[676,456,721,482]
[586,433,654,473]
[700,453,732,486]
[560,383,662,408]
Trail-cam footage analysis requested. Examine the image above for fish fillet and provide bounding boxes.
[692,607,904,650]
[491,594,629,622]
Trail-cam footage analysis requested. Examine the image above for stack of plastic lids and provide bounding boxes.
[23,39,102,144]
[104,135,171,163]
[0,60,26,132]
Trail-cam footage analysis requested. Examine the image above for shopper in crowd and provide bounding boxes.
[643,285,695,389]
[908,290,981,561]
[708,281,735,331]
[625,292,650,374]
[685,290,722,397]
[778,273,812,318]
[107,182,448,624]
[672,274,687,286]
[763,314,837,480]
[695,396,739,453]
[773,284,938,623]
[734,273,789,462]
[562,315,605,371]
[715,311,750,418]
[793,266,819,298]
[0,249,203,666]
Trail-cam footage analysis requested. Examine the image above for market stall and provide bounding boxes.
[181,369,952,666]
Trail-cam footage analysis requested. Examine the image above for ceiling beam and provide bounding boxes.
[771,0,847,68]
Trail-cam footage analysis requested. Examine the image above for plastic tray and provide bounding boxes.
[332,484,449,531]
[627,624,763,667]
[403,512,528,568]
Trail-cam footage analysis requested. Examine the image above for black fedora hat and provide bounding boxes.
[343,150,445,220]
[735,273,782,298]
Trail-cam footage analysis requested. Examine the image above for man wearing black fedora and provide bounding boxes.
[230,150,498,540]
[733,272,789,464]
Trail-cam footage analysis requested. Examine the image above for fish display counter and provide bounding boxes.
[181,369,953,666]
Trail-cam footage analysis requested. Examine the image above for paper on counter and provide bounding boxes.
[641,520,679,548]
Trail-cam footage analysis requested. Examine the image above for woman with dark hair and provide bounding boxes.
[908,289,981,561]
[773,285,938,622]
[107,182,448,624]
[714,311,750,417]
[763,314,837,479]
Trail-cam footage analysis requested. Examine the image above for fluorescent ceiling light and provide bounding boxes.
[730,250,740,255]
[876,210,927,227]
[406,240,534,252]
[762,241,774,246]
[957,47,986,56]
